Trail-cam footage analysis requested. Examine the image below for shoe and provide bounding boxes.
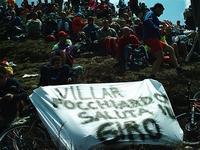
[177,67,189,76]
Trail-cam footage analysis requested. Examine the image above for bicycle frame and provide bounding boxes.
[186,98,199,132]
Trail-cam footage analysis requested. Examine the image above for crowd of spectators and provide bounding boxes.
[0,0,199,79]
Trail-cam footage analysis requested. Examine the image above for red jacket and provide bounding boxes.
[72,16,87,33]
[117,34,141,60]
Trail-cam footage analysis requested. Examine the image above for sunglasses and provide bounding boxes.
[0,75,5,79]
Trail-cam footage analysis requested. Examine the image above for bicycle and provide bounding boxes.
[0,105,53,149]
[176,82,200,146]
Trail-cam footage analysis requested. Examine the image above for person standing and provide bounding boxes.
[142,3,188,79]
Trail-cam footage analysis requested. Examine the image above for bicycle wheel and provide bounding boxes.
[0,124,51,150]
[176,112,200,145]
[194,91,200,99]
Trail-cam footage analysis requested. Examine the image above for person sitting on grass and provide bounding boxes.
[50,30,73,67]
[97,19,118,57]
[82,16,99,42]
[95,0,112,19]
[116,26,148,70]
[39,56,74,86]
[57,11,70,33]
[26,12,42,39]
[71,12,87,34]
[5,10,24,39]
[0,66,28,132]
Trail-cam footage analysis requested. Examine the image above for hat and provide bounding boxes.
[76,12,83,17]
[0,60,8,66]
[58,31,67,37]
[150,3,164,10]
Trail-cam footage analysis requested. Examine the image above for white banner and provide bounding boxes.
[29,79,183,150]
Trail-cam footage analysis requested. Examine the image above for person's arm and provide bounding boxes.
[116,37,123,61]
[111,28,118,39]
[57,20,62,30]
[38,19,42,30]
[74,17,86,27]
[16,17,24,29]
[4,78,27,101]
[97,29,105,43]
[131,35,141,49]
[26,19,31,32]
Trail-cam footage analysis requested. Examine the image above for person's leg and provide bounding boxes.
[56,64,70,84]
[138,45,149,59]
[60,50,67,65]
[5,24,14,38]
[101,38,112,55]
[39,65,51,86]
[163,44,188,75]
[163,44,179,68]
[151,51,164,76]
[171,43,179,58]
[123,46,133,69]
[110,37,117,56]
[105,38,112,55]
[145,38,165,78]
[63,46,73,67]
[178,41,188,58]
[123,45,133,61]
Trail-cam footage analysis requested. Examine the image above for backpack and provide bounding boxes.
[128,46,150,69]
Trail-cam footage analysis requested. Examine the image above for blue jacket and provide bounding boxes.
[142,10,160,41]
[82,24,100,39]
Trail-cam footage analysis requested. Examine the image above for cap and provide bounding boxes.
[76,12,83,17]
[0,60,8,66]
[58,31,67,37]
[150,3,164,10]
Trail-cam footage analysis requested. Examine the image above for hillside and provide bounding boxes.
[1,37,200,149]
